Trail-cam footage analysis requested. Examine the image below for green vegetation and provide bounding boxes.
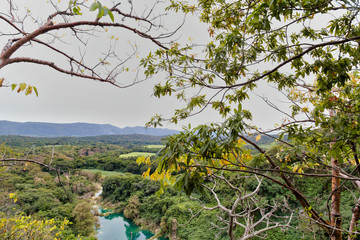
[3,0,360,239]
[0,131,328,240]
[145,145,165,149]
[138,0,360,239]
[0,213,68,240]
[100,166,329,240]
[73,202,96,236]
[82,169,123,177]
[0,162,98,239]
[123,195,141,219]
[0,134,163,148]
[0,135,164,239]
[119,152,156,158]
[0,129,349,240]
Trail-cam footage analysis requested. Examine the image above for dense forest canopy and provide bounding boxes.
[0,134,167,239]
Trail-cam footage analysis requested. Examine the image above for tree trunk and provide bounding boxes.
[171,218,177,240]
[228,215,235,240]
[330,109,342,240]
[347,177,360,240]
[330,156,342,240]
[348,198,360,240]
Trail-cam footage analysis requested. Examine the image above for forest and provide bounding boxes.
[0,134,334,240]
[0,135,164,239]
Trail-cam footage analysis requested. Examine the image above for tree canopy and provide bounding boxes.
[138,0,360,239]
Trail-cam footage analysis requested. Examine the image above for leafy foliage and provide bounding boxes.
[11,83,38,96]
[0,212,68,240]
[138,0,360,238]
[73,202,96,237]
[89,1,114,22]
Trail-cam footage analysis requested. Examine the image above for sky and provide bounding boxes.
[0,0,290,131]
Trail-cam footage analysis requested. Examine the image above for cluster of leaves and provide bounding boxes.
[283,74,360,173]
[0,212,69,240]
[0,78,38,97]
[67,0,114,21]
[89,1,114,22]
[11,83,38,96]
[141,0,360,127]
[140,115,255,196]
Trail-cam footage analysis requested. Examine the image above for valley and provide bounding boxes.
[0,133,350,239]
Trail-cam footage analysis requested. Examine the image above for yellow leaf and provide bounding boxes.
[142,167,151,178]
[136,156,145,165]
[219,159,226,166]
[256,134,261,142]
[238,138,244,145]
[20,83,26,91]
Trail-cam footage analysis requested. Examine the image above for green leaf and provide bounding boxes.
[25,86,32,96]
[33,86,38,97]
[97,9,104,18]
[89,2,98,11]
[103,7,109,16]
[19,83,26,91]
[11,84,16,91]
[97,2,104,18]
[73,6,82,15]
[108,10,114,22]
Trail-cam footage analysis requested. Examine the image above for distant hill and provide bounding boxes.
[0,120,179,137]
[0,134,165,148]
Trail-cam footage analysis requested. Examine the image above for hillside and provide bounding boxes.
[0,120,179,137]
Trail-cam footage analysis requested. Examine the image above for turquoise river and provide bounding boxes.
[96,206,161,240]
[94,190,167,240]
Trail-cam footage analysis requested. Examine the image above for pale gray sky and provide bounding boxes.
[0,0,289,131]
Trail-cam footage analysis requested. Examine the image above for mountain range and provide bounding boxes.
[0,120,179,137]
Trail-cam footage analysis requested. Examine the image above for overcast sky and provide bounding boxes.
[0,0,289,131]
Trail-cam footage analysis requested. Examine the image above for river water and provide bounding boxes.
[96,206,157,240]
[94,190,167,240]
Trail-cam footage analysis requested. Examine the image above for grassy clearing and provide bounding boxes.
[259,143,274,150]
[119,152,156,158]
[144,144,165,149]
[82,169,123,177]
